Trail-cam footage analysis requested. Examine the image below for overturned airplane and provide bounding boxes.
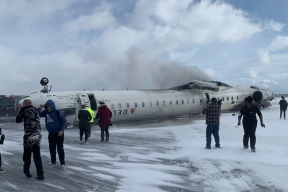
[19,77,274,127]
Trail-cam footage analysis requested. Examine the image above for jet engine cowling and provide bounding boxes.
[252,91,263,102]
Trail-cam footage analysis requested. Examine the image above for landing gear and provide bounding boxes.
[40,77,52,93]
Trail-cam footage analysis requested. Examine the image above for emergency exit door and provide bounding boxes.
[205,93,210,104]
[77,93,91,108]
[198,93,204,105]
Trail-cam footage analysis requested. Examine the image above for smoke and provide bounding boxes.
[96,49,212,90]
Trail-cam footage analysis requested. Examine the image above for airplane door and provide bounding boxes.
[198,93,204,105]
[87,94,97,111]
[77,93,91,107]
[205,93,210,104]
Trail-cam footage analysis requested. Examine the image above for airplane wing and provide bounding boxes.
[169,80,219,92]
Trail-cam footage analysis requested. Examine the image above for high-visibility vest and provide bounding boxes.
[86,107,95,122]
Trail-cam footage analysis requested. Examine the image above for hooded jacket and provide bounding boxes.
[16,105,42,148]
[39,100,67,133]
[279,99,287,110]
[95,104,112,128]
[78,107,92,130]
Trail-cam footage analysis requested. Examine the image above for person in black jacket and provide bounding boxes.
[279,96,287,120]
[0,127,5,174]
[238,96,265,152]
[16,99,44,180]
[78,104,92,144]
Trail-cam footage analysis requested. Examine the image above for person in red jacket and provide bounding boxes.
[95,101,112,142]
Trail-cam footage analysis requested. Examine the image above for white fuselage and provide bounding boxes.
[19,86,273,126]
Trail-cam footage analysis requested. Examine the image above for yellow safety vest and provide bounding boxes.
[86,107,95,122]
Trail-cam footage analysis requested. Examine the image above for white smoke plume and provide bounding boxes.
[94,49,212,90]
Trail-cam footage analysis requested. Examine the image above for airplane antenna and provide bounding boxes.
[102,89,105,91]
[49,85,52,92]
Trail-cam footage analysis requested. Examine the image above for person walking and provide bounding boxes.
[0,127,5,174]
[279,96,287,120]
[78,104,92,144]
[16,99,44,180]
[202,98,221,149]
[95,101,112,142]
[38,100,67,169]
[238,96,265,152]
[86,105,95,138]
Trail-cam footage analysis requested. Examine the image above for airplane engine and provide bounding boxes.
[252,90,263,102]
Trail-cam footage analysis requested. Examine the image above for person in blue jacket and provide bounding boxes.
[38,100,67,170]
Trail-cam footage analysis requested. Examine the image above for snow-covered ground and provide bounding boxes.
[0,98,287,192]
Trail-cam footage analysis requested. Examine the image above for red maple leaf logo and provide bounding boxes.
[130,108,136,114]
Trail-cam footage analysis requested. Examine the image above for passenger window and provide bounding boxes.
[142,102,145,107]
[111,104,114,109]
[222,97,224,101]
[176,100,178,105]
[156,101,159,106]
[187,99,189,104]
[237,96,239,100]
[118,103,121,109]
[134,102,137,107]
[231,96,233,100]
[193,99,195,103]
[149,101,152,106]
[170,100,172,105]
[227,97,229,101]
[182,100,184,104]
[126,103,129,108]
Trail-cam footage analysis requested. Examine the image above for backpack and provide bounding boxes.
[56,110,68,129]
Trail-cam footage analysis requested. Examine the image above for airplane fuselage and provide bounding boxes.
[20,85,273,127]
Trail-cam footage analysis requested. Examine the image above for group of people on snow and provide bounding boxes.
[0,99,112,179]
[78,101,112,144]
[202,96,265,152]
[0,96,286,178]
[203,95,287,152]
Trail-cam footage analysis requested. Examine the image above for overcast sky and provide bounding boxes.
[0,0,287,95]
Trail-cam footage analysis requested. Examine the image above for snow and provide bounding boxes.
[0,98,287,192]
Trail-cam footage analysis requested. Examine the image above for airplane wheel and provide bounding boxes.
[40,77,49,86]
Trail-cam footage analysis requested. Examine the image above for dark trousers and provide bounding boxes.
[87,123,92,137]
[48,133,65,165]
[80,129,88,142]
[243,122,257,149]
[280,109,286,119]
[206,124,220,147]
[23,145,44,177]
[100,127,109,141]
